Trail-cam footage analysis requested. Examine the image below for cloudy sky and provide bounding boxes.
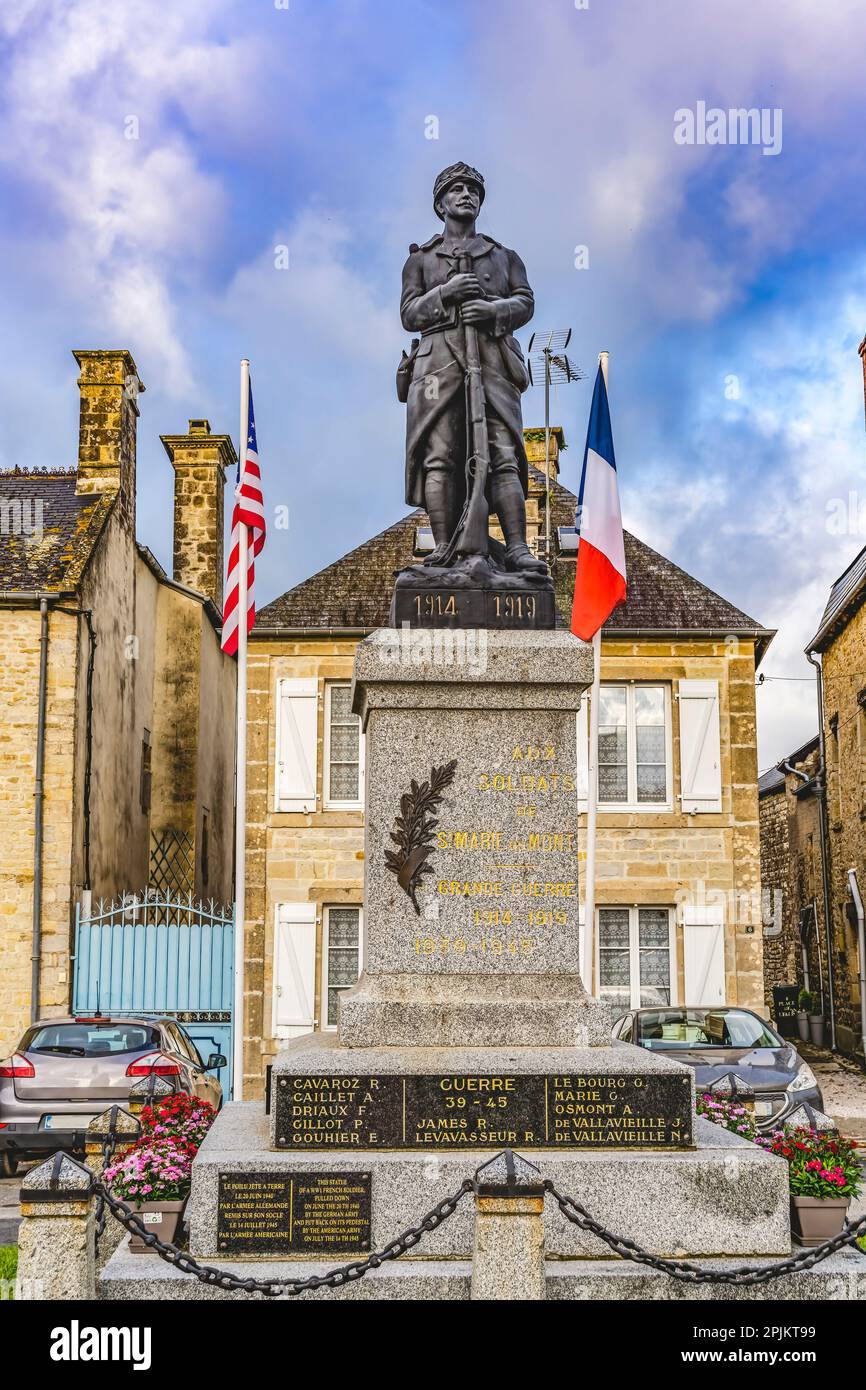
[1,0,864,767]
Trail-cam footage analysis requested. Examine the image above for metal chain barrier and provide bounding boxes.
[545,1179,866,1287]
[93,1106,124,1251]
[94,1174,474,1298]
[80,1140,866,1295]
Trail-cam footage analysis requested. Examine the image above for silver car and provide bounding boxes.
[0,1015,224,1175]
[612,1005,824,1133]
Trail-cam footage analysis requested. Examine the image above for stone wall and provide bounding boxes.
[758,745,828,1026]
[759,783,794,1011]
[73,508,154,902]
[822,607,866,1057]
[0,608,79,1053]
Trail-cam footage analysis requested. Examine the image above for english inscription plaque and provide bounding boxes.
[274,1072,693,1151]
[217,1172,372,1254]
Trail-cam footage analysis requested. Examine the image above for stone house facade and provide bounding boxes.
[758,739,828,1020]
[237,428,773,1097]
[802,547,866,1058]
[0,350,236,1053]
[759,338,866,1061]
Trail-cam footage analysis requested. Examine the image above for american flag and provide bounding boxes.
[221,384,266,655]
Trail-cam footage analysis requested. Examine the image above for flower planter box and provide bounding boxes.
[790,1196,848,1247]
[128,1199,187,1254]
[796,1012,810,1042]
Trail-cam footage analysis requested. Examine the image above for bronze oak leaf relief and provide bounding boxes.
[384,759,458,915]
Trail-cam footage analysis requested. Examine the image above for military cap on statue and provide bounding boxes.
[432,162,486,216]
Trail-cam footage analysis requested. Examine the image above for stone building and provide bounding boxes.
[0,350,236,1053]
[237,427,773,1097]
[760,338,866,1061]
[803,546,866,1058]
[758,738,828,1018]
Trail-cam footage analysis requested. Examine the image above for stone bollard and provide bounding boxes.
[86,1107,141,1267]
[16,1152,95,1301]
[471,1151,547,1301]
[127,1073,174,1118]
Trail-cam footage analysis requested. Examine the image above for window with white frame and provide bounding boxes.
[598,684,670,807]
[597,906,675,1010]
[324,683,364,808]
[323,906,362,1028]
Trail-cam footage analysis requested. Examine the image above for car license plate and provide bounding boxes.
[43,1114,98,1131]
[754,1101,773,1117]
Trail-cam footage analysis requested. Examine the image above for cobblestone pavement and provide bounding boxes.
[799,1042,866,1140]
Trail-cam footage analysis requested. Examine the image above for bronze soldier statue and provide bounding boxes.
[398,162,547,580]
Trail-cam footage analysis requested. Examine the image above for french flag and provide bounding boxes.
[571,363,626,640]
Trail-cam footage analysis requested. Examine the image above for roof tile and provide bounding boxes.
[0,470,110,592]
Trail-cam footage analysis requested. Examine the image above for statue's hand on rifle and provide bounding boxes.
[460,298,495,323]
[441,272,482,306]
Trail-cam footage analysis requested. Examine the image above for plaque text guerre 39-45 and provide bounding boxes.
[275,1073,693,1151]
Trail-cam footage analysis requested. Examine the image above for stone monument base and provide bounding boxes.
[186,1100,782,1261]
[337,973,615,1048]
[99,1248,866,1302]
[97,1099,866,1300]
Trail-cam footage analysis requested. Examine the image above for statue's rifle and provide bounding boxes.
[436,252,491,564]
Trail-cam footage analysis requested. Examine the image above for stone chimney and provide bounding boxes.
[524,425,566,483]
[74,350,145,531]
[523,426,567,555]
[160,419,236,610]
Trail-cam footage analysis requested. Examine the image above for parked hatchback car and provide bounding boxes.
[0,1015,225,1175]
[612,1005,823,1132]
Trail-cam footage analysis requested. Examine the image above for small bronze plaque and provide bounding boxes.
[274,1073,693,1151]
[217,1171,371,1255]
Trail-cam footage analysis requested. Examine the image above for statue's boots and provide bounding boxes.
[423,542,452,567]
[504,542,548,576]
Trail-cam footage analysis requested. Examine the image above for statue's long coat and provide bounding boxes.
[400,232,534,508]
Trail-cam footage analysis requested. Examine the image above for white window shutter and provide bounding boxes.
[274,903,317,1031]
[576,694,589,812]
[276,678,318,811]
[677,679,722,813]
[682,904,726,1006]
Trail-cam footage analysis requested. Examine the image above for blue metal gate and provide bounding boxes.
[72,890,235,1097]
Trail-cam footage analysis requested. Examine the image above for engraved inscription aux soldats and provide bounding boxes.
[275,1074,694,1151]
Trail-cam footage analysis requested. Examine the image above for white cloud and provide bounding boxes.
[0,0,261,395]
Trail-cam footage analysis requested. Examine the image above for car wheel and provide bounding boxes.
[0,1152,18,1179]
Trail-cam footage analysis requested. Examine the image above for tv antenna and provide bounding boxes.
[527,331,582,564]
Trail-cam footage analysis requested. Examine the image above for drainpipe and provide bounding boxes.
[806,649,837,1051]
[31,597,49,1023]
[847,869,866,1066]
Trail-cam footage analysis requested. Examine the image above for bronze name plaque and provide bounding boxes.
[274,1073,693,1151]
[217,1172,371,1254]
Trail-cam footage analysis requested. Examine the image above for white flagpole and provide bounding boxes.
[581,349,609,996]
[232,358,251,1099]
